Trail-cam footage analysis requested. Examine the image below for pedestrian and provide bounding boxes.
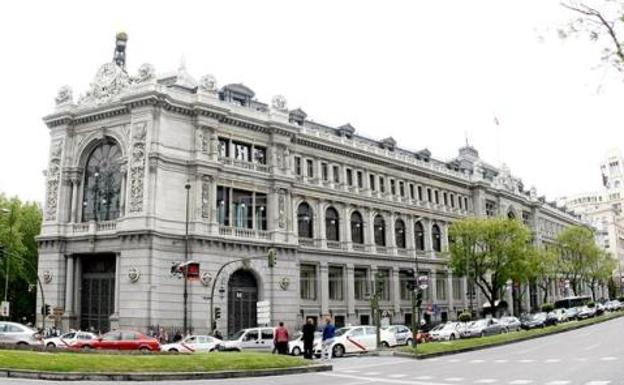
[213,329,223,340]
[274,322,289,355]
[321,316,335,360]
[173,330,182,342]
[302,318,316,359]
[158,327,168,344]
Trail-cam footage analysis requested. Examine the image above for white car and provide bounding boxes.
[161,335,222,353]
[429,322,462,341]
[221,327,276,351]
[44,331,97,349]
[0,322,43,346]
[329,326,396,358]
[383,325,413,346]
[551,308,569,323]
[288,331,322,356]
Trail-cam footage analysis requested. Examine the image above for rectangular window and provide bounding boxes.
[295,157,302,176]
[399,270,412,301]
[346,169,353,186]
[255,193,267,230]
[380,177,386,193]
[216,186,230,226]
[450,194,455,208]
[354,268,369,300]
[369,174,376,191]
[486,200,496,217]
[306,159,314,178]
[464,197,469,210]
[333,165,340,183]
[357,171,363,188]
[409,184,414,200]
[427,188,432,202]
[434,190,439,204]
[377,269,391,301]
[329,266,344,301]
[252,146,266,164]
[436,276,447,301]
[452,278,462,301]
[417,186,423,201]
[458,196,463,209]
[300,264,317,300]
[390,179,396,195]
[522,211,531,225]
[399,181,405,197]
[232,189,253,228]
[321,163,328,181]
[443,192,447,206]
[218,139,229,158]
[233,141,251,162]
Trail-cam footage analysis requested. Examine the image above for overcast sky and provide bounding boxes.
[1,0,622,204]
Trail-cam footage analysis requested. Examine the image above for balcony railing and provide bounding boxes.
[72,223,90,233]
[352,243,366,252]
[219,157,270,173]
[219,225,269,240]
[326,240,341,249]
[397,248,410,256]
[96,220,117,232]
[299,238,315,247]
[375,245,388,254]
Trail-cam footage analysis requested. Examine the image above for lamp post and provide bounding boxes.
[2,208,12,307]
[183,180,191,335]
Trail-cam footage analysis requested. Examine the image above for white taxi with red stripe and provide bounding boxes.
[161,335,223,353]
[44,331,97,349]
[330,326,396,358]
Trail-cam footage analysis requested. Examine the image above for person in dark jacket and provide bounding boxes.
[302,318,316,359]
[321,317,336,360]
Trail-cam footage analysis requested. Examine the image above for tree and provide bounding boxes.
[586,251,617,301]
[556,225,601,296]
[449,217,532,314]
[0,193,42,323]
[561,1,624,72]
[525,246,559,303]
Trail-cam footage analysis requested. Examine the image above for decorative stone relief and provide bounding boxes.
[128,122,147,213]
[201,177,211,218]
[78,62,131,105]
[196,127,209,154]
[45,140,63,221]
[133,63,156,84]
[42,271,53,284]
[283,148,290,171]
[55,85,73,106]
[128,266,141,283]
[279,277,290,291]
[200,271,213,287]
[199,74,217,93]
[271,95,288,112]
[278,189,286,229]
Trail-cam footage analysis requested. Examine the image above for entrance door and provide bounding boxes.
[227,270,258,336]
[80,255,115,333]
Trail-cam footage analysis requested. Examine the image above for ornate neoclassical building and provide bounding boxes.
[38,35,583,334]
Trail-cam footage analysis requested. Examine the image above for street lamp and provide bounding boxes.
[183,180,191,336]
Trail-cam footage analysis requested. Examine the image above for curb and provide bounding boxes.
[394,313,624,360]
[0,363,332,382]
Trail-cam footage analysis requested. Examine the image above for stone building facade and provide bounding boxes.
[37,40,583,335]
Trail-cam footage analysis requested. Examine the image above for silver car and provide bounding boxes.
[499,316,522,332]
[0,322,43,346]
[383,325,413,346]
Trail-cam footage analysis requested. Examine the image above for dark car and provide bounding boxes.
[521,313,546,330]
[72,330,160,352]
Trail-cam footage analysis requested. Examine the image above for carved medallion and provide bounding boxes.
[279,277,290,291]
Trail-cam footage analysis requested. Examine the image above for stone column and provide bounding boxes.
[406,216,416,251]
[342,205,351,250]
[64,256,74,315]
[392,266,400,316]
[440,222,449,252]
[119,166,127,217]
[423,218,433,253]
[110,252,122,330]
[320,263,329,316]
[328,164,335,188]
[317,200,326,248]
[387,213,396,254]
[447,273,454,313]
[73,257,82,319]
[69,177,79,223]
[366,209,376,253]
[463,277,469,309]
[346,264,355,322]
[209,180,219,234]
[430,271,437,305]
[524,284,531,313]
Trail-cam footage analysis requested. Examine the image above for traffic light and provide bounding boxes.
[41,304,51,316]
[268,248,277,268]
[215,307,221,320]
[415,289,423,307]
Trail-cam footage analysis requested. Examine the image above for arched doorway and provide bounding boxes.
[227,269,258,336]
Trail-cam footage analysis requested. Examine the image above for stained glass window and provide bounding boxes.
[82,140,122,222]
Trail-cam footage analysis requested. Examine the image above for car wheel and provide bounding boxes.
[209,348,216,352]
[168,348,179,353]
[292,346,301,356]
[139,347,151,353]
[333,344,345,358]
[381,341,390,349]
[480,332,485,338]
[16,342,28,347]
[449,334,456,341]
[405,338,413,346]
[46,342,56,349]
[81,345,93,351]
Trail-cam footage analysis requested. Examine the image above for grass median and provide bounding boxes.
[0,351,310,373]
[401,311,624,357]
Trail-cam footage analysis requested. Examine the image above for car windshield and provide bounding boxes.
[430,324,444,332]
[442,323,457,330]
[229,330,245,341]
[334,327,349,337]
[471,320,487,328]
[290,331,302,341]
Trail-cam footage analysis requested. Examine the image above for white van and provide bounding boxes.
[221,327,276,351]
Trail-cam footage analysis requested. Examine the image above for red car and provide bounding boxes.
[73,330,160,352]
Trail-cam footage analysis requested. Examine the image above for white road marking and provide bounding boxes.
[600,356,617,361]
[583,343,600,351]
[545,358,561,363]
[388,374,407,378]
[584,381,611,385]
[444,378,464,382]
[545,381,571,385]
[364,372,381,376]
[447,358,462,363]
[320,372,451,385]
[337,359,413,370]
[494,359,509,363]
[469,359,485,363]
[518,359,535,363]
[414,376,434,380]
[509,381,533,384]
[474,379,497,384]
[574,357,588,362]
[340,370,359,373]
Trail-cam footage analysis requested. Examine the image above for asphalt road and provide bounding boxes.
[3,317,624,385]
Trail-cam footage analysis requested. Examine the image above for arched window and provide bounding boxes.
[507,210,516,220]
[82,139,122,222]
[414,221,425,251]
[297,202,313,239]
[351,211,364,244]
[432,224,441,252]
[395,219,406,249]
[325,207,339,242]
[374,215,386,246]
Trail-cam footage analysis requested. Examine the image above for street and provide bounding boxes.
[3,317,624,385]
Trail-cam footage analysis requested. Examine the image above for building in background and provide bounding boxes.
[38,34,584,335]
[558,148,624,289]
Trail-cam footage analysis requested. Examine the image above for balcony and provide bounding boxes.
[299,238,315,247]
[375,245,388,254]
[71,220,117,234]
[218,225,269,240]
[326,240,341,249]
[352,243,366,252]
[397,248,410,256]
[96,220,117,232]
[219,157,270,173]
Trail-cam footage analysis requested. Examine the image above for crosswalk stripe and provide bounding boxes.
[388,374,407,378]
[585,382,611,385]
[414,375,433,380]
[600,357,617,361]
[494,359,509,363]
[509,381,533,384]
[470,359,485,363]
[545,381,571,385]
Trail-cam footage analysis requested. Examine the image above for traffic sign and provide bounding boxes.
[257,301,271,325]
[0,301,9,317]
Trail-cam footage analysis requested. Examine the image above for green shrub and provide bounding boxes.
[459,312,472,323]
[587,301,596,308]
[541,303,554,312]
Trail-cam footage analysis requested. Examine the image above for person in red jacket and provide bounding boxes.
[274,322,289,355]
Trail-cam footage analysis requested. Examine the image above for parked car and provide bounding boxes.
[429,322,462,341]
[330,326,396,358]
[499,316,522,332]
[565,307,580,320]
[382,325,413,346]
[544,312,559,326]
[0,322,43,346]
[462,319,506,338]
[288,331,322,356]
[577,306,597,320]
[161,335,222,353]
[221,327,275,351]
[44,331,97,349]
[521,313,546,330]
[605,300,622,311]
[72,330,160,351]
[551,308,569,323]
[595,303,605,316]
